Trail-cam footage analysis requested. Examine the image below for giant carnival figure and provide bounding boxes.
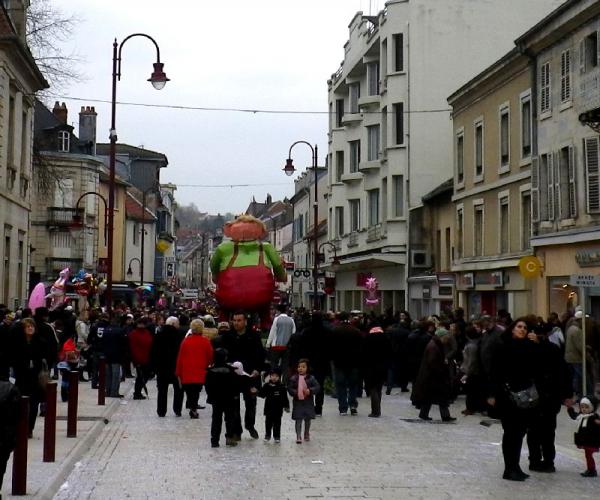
[210,214,286,329]
[44,267,70,310]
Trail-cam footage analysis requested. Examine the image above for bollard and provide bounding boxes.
[43,382,57,462]
[98,357,106,406]
[67,370,79,438]
[12,395,29,496]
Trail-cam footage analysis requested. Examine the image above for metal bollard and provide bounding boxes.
[12,395,29,496]
[67,370,79,438]
[98,357,106,406]
[43,382,57,462]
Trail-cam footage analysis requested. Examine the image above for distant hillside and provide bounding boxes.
[175,203,234,241]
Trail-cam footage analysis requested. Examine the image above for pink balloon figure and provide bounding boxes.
[45,267,70,310]
[364,277,380,306]
[28,282,47,310]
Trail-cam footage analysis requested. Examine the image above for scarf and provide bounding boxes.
[297,374,307,400]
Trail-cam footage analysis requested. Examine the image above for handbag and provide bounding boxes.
[38,359,50,391]
[506,383,539,409]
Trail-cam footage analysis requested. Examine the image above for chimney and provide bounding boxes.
[266,193,272,205]
[79,106,97,155]
[52,101,68,125]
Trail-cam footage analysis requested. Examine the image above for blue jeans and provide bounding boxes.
[334,366,360,413]
[106,363,121,397]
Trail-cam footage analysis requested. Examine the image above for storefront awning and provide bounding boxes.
[321,253,405,272]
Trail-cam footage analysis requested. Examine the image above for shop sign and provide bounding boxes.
[475,271,504,287]
[570,274,600,287]
[422,285,431,299]
[575,249,600,267]
[462,273,474,288]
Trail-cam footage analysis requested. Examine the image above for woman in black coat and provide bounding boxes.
[411,334,455,422]
[10,318,48,435]
[363,326,392,417]
[488,318,541,481]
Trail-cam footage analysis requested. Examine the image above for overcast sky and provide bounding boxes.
[50,0,385,214]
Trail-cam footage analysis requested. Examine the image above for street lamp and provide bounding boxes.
[70,191,109,245]
[126,257,142,285]
[318,241,341,268]
[107,33,169,317]
[284,141,320,310]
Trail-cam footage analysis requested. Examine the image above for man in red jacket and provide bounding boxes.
[129,317,154,400]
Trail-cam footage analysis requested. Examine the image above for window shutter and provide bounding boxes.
[580,39,586,74]
[531,157,540,222]
[585,137,600,213]
[569,146,577,218]
[548,153,555,220]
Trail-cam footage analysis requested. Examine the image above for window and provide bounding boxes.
[520,93,532,159]
[3,226,10,305]
[474,204,484,256]
[133,222,140,245]
[335,151,344,182]
[349,83,360,113]
[58,131,70,152]
[296,214,304,240]
[558,145,576,219]
[349,140,361,173]
[381,106,387,152]
[349,199,361,232]
[7,95,14,167]
[19,176,28,198]
[54,179,74,207]
[335,207,344,237]
[499,106,509,168]
[456,131,464,183]
[456,207,464,259]
[17,232,24,305]
[393,33,404,72]
[368,189,380,227]
[335,99,344,127]
[584,137,600,213]
[367,125,380,161]
[381,177,388,222]
[21,110,28,169]
[539,152,553,221]
[367,62,379,96]
[521,191,531,251]
[499,196,509,253]
[474,120,484,179]
[560,49,571,103]
[393,103,404,145]
[581,31,598,73]
[445,227,451,270]
[6,168,16,191]
[393,175,404,217]
[381,39,388,77]
[540,62,551,114]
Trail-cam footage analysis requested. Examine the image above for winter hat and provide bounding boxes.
[435,327,450,337]
[165,316,179,326]
[580,396,598,411]
[231,361,249,376]
[217,321,230,331]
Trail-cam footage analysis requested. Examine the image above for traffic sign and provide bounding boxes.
[293,269,312,281]
[570,274,600,287]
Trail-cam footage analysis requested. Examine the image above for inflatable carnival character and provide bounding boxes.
[210,215,286,329]
[45,267,70,310]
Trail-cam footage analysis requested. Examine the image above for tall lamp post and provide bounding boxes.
[126,257,142,286]
[107,33,169,316]
[284,142,319,310]
[71,192,109,245]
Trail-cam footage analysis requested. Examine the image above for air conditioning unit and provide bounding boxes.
[411,250,431,268]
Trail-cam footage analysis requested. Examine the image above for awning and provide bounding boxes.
[321,253,405,272]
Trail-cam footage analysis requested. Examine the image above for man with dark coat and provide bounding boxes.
[0,380,20,493]
[97,316,127,398]
[330,312,363,416]
[364,326,392,417]
[151,316,185,417]
[34,307,59,375]
[406,320,434,385]
[218,311,265,439]
[526,328,573,473]
[385,321,411,394]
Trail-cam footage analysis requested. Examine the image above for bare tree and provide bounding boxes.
[26,0,85,92]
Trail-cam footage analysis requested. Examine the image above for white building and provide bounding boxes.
[124,190,157,285]
[326,0,565,314]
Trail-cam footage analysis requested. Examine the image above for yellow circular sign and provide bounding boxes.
[518,256,542,278]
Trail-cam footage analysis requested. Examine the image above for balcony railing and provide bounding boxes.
[46,257,83,276]
[367,224,383,242]
[47,207,83,226]
[347,232,359,247]
[332,239,342,251]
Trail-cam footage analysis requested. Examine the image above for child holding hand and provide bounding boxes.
[288,358,320,444]
[568,396,600,477]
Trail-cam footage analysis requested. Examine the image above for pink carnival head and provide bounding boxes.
[59,268,70,279]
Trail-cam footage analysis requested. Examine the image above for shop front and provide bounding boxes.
[456,267,531,318]
[532,242,600,318]
[407,273,455,319]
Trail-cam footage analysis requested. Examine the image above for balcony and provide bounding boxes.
[366,224,385,242]
[342,113,362,126]
[358,95,380,108]
[47,207,83,226]
[46,257,83,275]
[347,232,359,247]
[341,172,363,183]
[359,159,381,171]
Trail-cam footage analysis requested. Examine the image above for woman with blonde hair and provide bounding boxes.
[176,319,213,418]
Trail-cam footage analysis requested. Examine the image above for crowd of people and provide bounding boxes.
[1,301,600,488]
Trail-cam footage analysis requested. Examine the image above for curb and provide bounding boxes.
[37,382,133,500]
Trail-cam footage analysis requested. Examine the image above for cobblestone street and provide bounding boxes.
[50,386,597,500]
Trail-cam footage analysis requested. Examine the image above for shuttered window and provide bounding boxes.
[558,146,577,219]
[540,62,551,113]
[474,204,484,257]
[456,208,464,259]
[584,137,600,213]
[500,107,510,167]
[560,50,571,103]
[499,197,509,254]
[521,192,531,251]
[531,157,540,222]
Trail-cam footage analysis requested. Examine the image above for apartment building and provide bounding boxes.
[448,49,535,318]
[326,0,564,314]
[0,2,47,307]
[516,0,600,317]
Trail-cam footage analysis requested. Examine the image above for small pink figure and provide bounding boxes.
[364,277,380,306]
[45,267,70,310]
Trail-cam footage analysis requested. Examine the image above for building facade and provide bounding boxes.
[517,0,600,317]
[0,2,47,307]
[326,0,565,314]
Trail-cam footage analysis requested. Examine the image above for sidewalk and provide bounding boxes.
[3,377,134,500]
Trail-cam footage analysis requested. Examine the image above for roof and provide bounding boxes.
[126,192,156,222]
[96,143,168,165]
[422,179,454,203]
